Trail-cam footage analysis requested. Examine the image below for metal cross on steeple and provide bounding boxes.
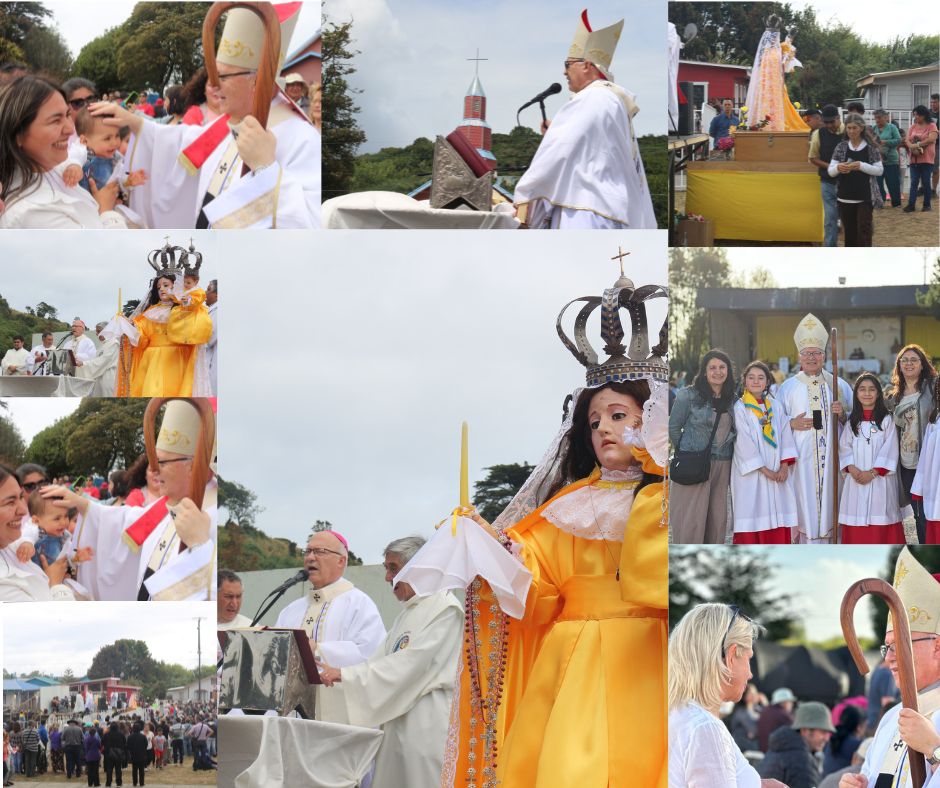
[467,48,487,77]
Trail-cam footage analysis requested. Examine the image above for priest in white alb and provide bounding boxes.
[1,336,29,375]
[776,313,852,543]
[274,530,386,722]
[74,321,119,396]
[89,2,321,229]
[318,536,463,788]
[513,10,657,230]
[59,318,98,368]
[843,546,940,788]
[41,399,218,601]
[25,332,55,376]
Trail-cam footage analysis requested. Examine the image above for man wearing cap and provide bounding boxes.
[777,314,853,543]
[283,73,309,112]
[42,400,217,602]
[759,687,798,751]
[274,530,386,722]
[317,536,462,787]
[842,547,940,788]
[90,3,320,229]
[513,10,656,229]
[758,701,834,787]
[59,319,98,367]
[73,321,119,396]
[803,108,822,132]
[809,105,846,246]
[25,331,55,376]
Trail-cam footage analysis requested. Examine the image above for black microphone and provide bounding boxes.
[272,568,309,593]
[518,82,562,113]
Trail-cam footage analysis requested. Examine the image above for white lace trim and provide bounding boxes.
[542,465,641,541]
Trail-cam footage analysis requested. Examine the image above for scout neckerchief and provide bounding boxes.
[874,682,940,787]
[743,390,777,447]
[301,579,355,642]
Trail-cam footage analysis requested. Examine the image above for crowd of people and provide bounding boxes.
[670,315,939,545]
[707,95,939,247]
[0,399,218,602]
[3,700,218,785]
[669,546,940,788]
[0,4,321,229]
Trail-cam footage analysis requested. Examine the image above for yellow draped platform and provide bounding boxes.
[686,165,823,242]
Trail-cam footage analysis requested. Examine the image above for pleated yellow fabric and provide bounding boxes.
[443,449,667,788]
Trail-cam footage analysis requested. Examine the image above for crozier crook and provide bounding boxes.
[841,577,926,787]
[203,2,282,171]
[144,397,215,515]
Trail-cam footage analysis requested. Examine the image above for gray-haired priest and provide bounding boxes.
[39,400,217,601]
[842,547,940,788]
[318,536,463,787]
[512,10,657,229]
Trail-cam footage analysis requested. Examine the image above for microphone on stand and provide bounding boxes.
[249,569,309,626]
[517,83,563,128]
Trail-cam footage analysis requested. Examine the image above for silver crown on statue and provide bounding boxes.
[147,237,203,279]
[557,248,669,386]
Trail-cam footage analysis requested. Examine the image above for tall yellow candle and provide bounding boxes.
[460,421,469,508]
[118,288,122,316]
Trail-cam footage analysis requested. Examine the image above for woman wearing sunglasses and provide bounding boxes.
[0,75,125,229]
[669,603,785,787]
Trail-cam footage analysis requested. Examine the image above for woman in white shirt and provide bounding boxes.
[0,75,125,229]
[668,603,785,787]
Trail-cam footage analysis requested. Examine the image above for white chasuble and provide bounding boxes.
[337,591,463,788]
[60,335,98,364]
[838,415,902,527]
[730,397,799,534]
[73,492,217,601]
[913,422,940,522]
[126,94,321,229]
[275,579,386,722]
[861,685,940,788]
[74,337,119,396]
[777,372,853,542]
[514,79,657,230]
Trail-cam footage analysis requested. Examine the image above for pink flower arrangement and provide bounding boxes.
[717,136,735,151]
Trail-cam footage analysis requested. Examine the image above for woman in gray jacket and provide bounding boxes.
[885,344,938,544]
[669,349,737,543]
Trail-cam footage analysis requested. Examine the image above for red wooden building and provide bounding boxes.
[677,60,750,110]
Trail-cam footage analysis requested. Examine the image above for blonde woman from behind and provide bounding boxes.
[668,603,786,787]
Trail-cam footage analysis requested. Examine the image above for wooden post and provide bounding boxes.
[841,578,926,787]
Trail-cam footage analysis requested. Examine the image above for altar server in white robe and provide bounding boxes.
[777,313,852,543]
[838,373,904,544]
[319,537,462,788]
[912,379,940,544]
[731,360,799,544]
[275,530,386,722]
[60,319,98,367]
[842,547,940,788]
[25,332,56,376]
[41,399,217,601]
[1,336,29,375]
[74,322,119,396]
[513,10,656,230]
[88,3,320,230]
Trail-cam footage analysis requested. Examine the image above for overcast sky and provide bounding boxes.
[0,230,218,335]
[672,545,890,641]
[799,0,940,43]
[327,0,667,150]
[725,247,935,288]
[218,230,668,563]
[2,602,216,676]
[45,1,322,69]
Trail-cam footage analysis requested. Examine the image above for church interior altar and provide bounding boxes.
[0,375,95,397]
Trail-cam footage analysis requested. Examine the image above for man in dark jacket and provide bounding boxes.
[758,701,835,788]
[61,719,85,779]
[125,723,149,787]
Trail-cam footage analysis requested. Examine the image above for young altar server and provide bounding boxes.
[838,373,903,544]
[912,376,940,543]
[731,361,799,544]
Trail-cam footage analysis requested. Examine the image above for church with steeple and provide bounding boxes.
[457,52,496,165]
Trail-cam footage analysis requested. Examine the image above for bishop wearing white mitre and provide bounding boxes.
[513,10,657,230]
[275,530,386,722]
[44,399,217,601]
[776,313,852,543]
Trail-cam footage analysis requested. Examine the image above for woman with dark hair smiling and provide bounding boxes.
[886,343,938,543]
[0,75,123,228]
[669,349,737,543]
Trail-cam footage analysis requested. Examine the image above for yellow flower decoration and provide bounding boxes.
[794,101,801,109]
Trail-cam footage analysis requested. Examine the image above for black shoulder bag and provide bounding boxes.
[669,406,723,485]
